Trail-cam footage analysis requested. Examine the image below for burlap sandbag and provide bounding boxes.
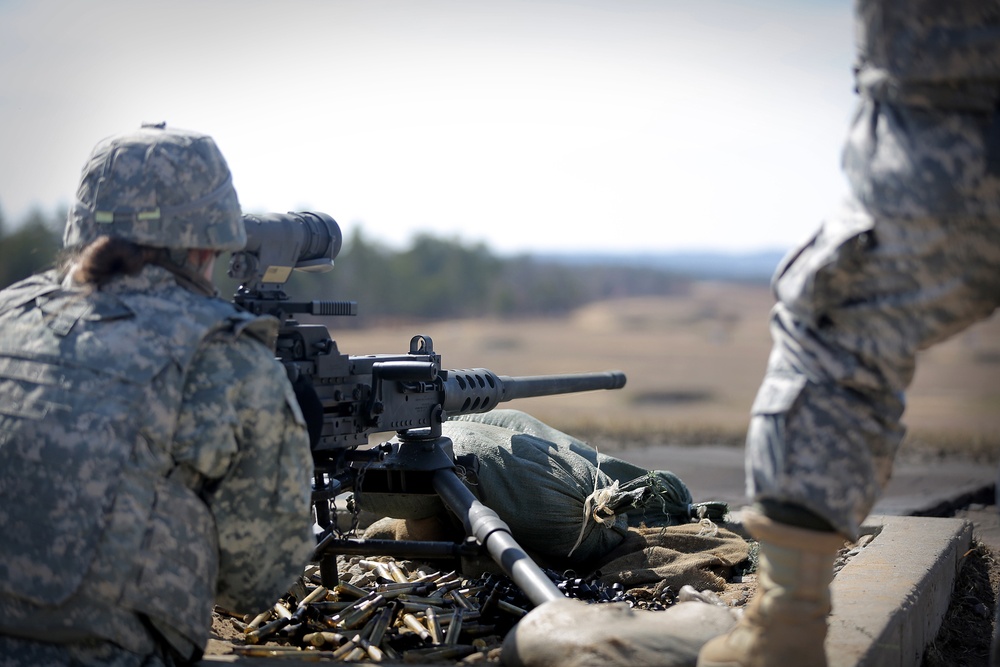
[501,598,737,667]
[362,514,462,542]
[591,522,750,593]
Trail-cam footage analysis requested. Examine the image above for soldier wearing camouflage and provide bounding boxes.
[0,125,315,665]
[697,2,1000,666]
[746,0,1000,541]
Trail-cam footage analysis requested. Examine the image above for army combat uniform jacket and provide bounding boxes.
[0,265,314,664]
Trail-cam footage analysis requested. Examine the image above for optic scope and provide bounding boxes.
[228,211,343,293]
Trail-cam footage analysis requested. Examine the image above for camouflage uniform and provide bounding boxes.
[0,265,314,664]
[0,124,315,665]
[747,0,1000,540]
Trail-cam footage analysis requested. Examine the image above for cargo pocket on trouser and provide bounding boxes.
[745,373,807,502]
[772,200,877,326]
[746,370,887,541]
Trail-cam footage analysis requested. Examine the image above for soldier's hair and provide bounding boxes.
[66,236,160,287]
[60,236,216,295]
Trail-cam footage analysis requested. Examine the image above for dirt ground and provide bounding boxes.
[325,286,1000,448]
[922,537,999,666]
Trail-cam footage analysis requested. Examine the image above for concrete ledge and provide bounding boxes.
[828,515,973,667]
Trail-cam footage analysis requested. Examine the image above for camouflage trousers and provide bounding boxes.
[747,98,1000,539]
[0,635,179,667]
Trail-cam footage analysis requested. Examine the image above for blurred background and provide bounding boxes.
[2,0,852,254]
[2,0,996,459]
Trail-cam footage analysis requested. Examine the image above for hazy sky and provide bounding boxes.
[0,0,854,254]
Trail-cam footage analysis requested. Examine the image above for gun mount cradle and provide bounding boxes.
[314,430,566,606]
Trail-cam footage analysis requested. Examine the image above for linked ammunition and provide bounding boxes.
[303,631,346,647]
[339,594,386,630]
[443,609,462,646]
[448,588,475,610]
[425,606,443,645]
[395,594,450,607]
[328,635,361,660]
[273,602,292,620]
[309,600,355,613]
[322,591,379,628]
[245,609,272,632]
[357,635,385,661]
[458,622,497,636]
[377,581,428,593]
[232,558,663,661]
[245,616,290,644]
[400,612,432,641]
[497,599,529,617]
[299,585,329,606]
[366,606,394,647]
[333,581,369,599]
[359,559,394,582]
[386,561,409,583]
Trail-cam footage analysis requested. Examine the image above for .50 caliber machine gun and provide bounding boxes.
[228,212,626,605]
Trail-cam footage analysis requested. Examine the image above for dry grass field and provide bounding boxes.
[325,280,1000,460]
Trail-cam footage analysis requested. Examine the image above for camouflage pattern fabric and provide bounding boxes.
[63,123,245,252]
[854,0,1000,111]
[0,635,177,667]
[747,0,1000,540]
[0,265,314,663]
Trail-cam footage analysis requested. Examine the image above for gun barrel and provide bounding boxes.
[499,371,626,401]
[441,369,625,416]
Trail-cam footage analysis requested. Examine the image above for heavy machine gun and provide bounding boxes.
[228,212,626,605]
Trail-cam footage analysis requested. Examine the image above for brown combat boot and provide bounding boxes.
[697,509,845,667]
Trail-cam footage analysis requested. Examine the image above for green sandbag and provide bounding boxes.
[451,410,698,525]
[444,410,700,564]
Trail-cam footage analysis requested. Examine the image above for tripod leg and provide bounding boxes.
[432,467,563,606]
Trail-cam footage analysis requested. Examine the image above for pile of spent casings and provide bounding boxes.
[217,557,677,662]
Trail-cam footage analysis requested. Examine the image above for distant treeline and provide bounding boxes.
[0,206,65,289]
[216,227,690,325]
[0,205,689,322]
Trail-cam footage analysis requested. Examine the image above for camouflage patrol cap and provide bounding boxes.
[63,122,246,251]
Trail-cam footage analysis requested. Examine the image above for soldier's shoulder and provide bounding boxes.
[195,329,285,381]
[0,270,61,312]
